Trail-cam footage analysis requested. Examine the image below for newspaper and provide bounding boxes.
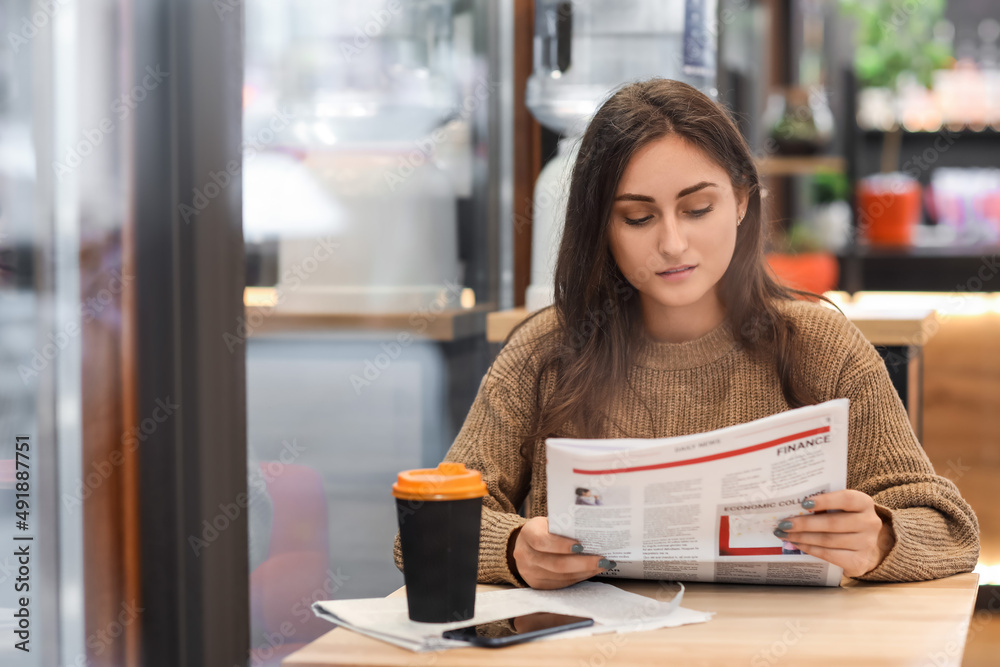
[545,399,849,587]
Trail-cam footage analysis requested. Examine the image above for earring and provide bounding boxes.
[737,211,745,227]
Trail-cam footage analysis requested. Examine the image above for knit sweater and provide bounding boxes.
[393,300,980,586]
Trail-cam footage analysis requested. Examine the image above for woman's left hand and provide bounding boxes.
[775,490,895,577]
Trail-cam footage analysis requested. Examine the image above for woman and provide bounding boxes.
[393,78,979,590]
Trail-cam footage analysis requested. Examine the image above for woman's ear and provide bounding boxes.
[735,188,750,220]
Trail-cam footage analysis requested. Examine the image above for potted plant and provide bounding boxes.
[766,239,840,297]
[766,172,847,295]
[837,0,952,91]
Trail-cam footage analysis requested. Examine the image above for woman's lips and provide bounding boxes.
[656,265,696,281]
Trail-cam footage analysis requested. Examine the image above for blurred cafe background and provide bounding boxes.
[1,1,999,666]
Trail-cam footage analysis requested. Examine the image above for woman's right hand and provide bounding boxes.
[511,516,614,590]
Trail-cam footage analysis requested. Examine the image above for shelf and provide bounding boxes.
[836,246,1000,292]
[756,155,846,176]
[487,304,937,348]
[486,308,531,343]
[838,244,1000,259]
[860,127,1000,138]
[243,288,492,342]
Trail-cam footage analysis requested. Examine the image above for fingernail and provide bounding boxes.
[598,558,616,569]
[778,520,794,530]
[802,499,816,509]
[571,544,584,554]
[774,529,788,538]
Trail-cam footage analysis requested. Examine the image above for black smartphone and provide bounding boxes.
[442,612,594,648]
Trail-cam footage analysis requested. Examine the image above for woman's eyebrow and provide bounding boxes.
[676,181,718,198]
[614,181,719,203]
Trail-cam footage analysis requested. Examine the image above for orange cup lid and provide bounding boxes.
[392,462,487,501]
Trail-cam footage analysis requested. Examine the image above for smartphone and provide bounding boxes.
[442,612,594,648]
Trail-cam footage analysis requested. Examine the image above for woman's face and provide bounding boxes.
[607,134,746,325]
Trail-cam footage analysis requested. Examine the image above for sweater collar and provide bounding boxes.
[633,319,738,371]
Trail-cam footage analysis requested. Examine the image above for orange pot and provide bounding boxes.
[766,252,839,296]
[857,176,922,246]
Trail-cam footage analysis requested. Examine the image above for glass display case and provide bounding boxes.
[242,0,488,314]
[241,2,506,662]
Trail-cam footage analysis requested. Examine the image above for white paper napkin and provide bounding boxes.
[312,580,713,651]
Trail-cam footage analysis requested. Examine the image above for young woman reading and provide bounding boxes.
[394,78,979,590]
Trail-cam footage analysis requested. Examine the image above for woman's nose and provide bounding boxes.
[656,217,688,257]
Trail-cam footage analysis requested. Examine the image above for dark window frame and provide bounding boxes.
[132,1,249,665]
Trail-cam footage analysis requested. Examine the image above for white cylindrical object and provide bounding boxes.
[526,137,579,312]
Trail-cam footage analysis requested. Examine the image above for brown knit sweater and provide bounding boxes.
[393,300,980,586]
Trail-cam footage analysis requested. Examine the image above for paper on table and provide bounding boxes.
[312,580,713,652]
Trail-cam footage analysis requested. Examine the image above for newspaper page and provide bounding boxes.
[545,399,849,587]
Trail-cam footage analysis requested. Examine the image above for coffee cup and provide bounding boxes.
[393,462,487,623]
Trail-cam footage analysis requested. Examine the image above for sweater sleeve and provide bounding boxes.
[393,340,541,586]
[833,322,980,582]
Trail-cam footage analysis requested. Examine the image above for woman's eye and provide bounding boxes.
[623,215,653,225]
[688,206,713,217]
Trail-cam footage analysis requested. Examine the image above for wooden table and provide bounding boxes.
[282,574,979,667]
[283,573,979,667]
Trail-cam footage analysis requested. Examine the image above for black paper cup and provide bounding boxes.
[396,496,482,622]
[393,462,487,623]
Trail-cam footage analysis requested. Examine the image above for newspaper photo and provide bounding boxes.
[545,399,849,587]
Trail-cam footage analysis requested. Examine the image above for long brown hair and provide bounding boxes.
[506,78,820,462]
